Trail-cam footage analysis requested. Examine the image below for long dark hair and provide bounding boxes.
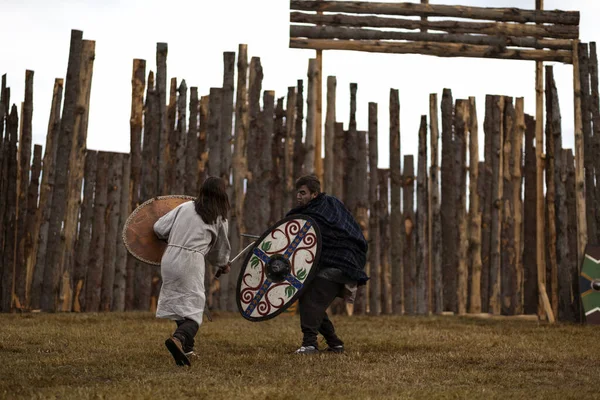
[194,176,230,224]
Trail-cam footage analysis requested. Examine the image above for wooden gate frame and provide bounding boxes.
[289,0,587,322]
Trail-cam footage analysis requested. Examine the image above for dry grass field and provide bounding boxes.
[0,311,598,399]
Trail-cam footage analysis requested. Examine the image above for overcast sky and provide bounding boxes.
[2,0,599,168]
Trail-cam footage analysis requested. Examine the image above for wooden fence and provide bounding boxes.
[0,28,598,322]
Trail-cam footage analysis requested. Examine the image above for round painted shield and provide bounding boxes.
[122,195,195,265]
[580,245,600,324]
[236,215,321,322]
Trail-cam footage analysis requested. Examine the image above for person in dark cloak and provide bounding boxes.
[286,175,369,354]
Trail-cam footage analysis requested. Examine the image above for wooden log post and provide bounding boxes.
[130,59,145,206]
[113,155,130,311]
[389,88,403,315]
[208,87,222,180]
[368,102,380,316]
[501,97,516,315]
[41,29,83,312]
[578,43,597,246]
[24,144,42,306]
[290,1,580,25]
[454,101,468,316]
[354,130,369,314]
[468,97,482,314]
[163,77,177,194]
[343,85,360,312]
[1,75,9,116]
[293,79,305,179]
[476,160,486,310]
[172,80,187,195]
[0,92,6,298]
[535,0,553,322]
[566,150,583,321]
[291,24,576,50]
[590,43,600,244]
[523,114,538,314]
[29,78,63,310]
[186,87,199,195]
[403,155,416,315]
[14,70,34,309]
[489,95,504,315]
[73,150,97,312]
[344,84,358,214]
[416,115,429,315]
[229,44,249,312]
[290,12,579,42]
[551,86,569,321]
[100,152,123,311]
[242,58,269,307]
[572,39,587,296]
[545,66,560,318]
[284,87,296,209]
[233,43,249,207]
[270,97,286,227]
[324,76,336,194]
[440,88,456,313]
[378,168,391,314]
[1,106,18,311]
[305,59,317,175]
[140,70,158,200]
[200,94,213,307]
[333,122,345,200]
[131,71,157,311]
[208,86,226,309]
[513,98,525,315]
[60,39,95,311]
[221,52,235,189]
[290,39,573,63]
[250,89,273,231]
[156,43,168,194]
[315,0,324,186]
[481,96,493,313]
[315,67,323,185]
[562,149,580,322]
[85,151,109,312]
[242,57,265,237]
[198,96,209,188]
[429,93,443,314]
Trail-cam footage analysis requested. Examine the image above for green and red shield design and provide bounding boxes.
[236,215,321,322]
[580,245,600,325]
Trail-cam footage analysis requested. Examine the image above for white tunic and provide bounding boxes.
[153,201,231,325]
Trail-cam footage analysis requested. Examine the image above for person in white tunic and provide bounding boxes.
[153,177,232,366]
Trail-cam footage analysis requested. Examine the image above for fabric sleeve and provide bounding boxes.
[153,206,179,240]
[206,218,231,267]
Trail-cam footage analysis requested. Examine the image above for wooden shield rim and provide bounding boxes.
[236,214,321,322]
[122,195,195,266]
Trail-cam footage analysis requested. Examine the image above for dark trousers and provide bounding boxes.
[174,319,199,353]
[299,276,344,348]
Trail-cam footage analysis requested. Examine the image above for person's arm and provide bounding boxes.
[153,206,179,240]
[206,218,232,271]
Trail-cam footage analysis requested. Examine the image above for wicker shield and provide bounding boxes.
[580,245,600,324]
[122,195,195,265]
[236,214,321,322]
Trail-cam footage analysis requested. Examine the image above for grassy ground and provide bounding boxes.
[0,311,598,399]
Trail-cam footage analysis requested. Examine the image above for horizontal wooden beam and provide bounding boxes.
[291,12,579,40]
[290,1,580,25]
[290,38,573,63]
[291,25,572,50]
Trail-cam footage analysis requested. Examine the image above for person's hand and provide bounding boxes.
[218,263,231,275]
